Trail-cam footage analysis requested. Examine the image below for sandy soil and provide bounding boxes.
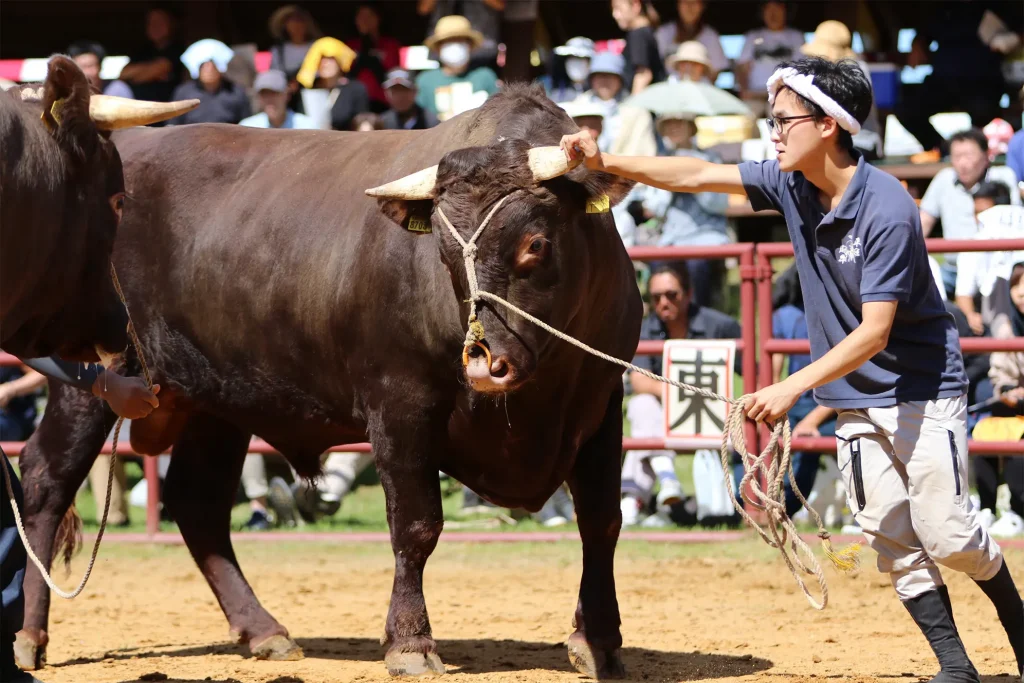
[28,538,1022,683]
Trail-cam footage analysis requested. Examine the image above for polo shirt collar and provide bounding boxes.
[787,150,868,223]
[953,165,992,193]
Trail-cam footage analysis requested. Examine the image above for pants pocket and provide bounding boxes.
[850,437,866,512]
[946,429,962,500]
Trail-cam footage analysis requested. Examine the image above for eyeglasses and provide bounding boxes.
[651,290,681,303]
[766,114,815,133]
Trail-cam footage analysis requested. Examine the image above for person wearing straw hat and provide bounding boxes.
[562,55,1023,682]
[169,39,250,125]
[268,4,321,106]
[415,15,498,120]
[801,20,882,159]
[666,40,714,84]
[582,52,657,158]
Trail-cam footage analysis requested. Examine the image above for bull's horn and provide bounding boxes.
[365,165,439,200]
[528,146,582,183]
[89,94,200,130]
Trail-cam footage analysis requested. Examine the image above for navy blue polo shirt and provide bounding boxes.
[739,154,968,409]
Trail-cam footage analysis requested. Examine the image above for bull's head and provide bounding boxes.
[366,139,633,394]
[2,55,198,361]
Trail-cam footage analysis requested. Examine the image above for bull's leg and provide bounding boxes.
[163,412,301,661]
[566,385,626,680]
[373,411,446,677]
[14,381,115,671]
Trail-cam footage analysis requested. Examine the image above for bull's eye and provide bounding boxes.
[109,193,126,220]
[529,238,544,254]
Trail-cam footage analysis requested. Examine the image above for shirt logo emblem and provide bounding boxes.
[837,236,862,264]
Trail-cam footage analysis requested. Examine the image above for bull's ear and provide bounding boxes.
[40,55,96,164]
[582,171,636,210]
[376,198,435,234]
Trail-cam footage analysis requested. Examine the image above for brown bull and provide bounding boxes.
[15,84,641,679]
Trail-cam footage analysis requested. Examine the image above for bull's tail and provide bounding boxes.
[52,503,83,575]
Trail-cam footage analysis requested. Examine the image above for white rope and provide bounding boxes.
[439,194,863,610]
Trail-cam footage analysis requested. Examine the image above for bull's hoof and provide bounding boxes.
[567,632,626,680]
[13,631,46,671]
[250,634,303,661]
[385,650,446,677]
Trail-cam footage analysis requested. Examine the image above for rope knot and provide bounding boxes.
[462,243,478,260]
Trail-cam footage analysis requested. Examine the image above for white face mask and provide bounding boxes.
[565,57,590,84]
[439,42,471,68]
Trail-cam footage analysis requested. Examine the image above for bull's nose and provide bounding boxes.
[489,357,509,379]
[465,353,518,392]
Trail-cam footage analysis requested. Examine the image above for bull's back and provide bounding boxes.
[114,125,464,415]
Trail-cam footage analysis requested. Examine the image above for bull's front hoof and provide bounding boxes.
[250,634,303,661]
[385,650,446,677]
[567,632,626,680]
[13,631,46,671]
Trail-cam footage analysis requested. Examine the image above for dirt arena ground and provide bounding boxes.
[29,537,1022,683]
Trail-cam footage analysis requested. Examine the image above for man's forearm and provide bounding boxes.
[955,295,977,317]
[600,154,713,193]
[1,369,46,397]
[785,323,889,395]
[21,356,103,393]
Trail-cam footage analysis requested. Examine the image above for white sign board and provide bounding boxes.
[662,339,737,450]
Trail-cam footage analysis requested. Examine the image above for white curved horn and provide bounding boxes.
[528,146,582,183]
[365,165,439,200]
[89,95,200,130]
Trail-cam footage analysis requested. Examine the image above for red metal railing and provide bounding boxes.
[757,238,1024,455]
[5,239,1024,536]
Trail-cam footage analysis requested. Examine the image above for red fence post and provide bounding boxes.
[144,456,160,537]
[739,245,764,519]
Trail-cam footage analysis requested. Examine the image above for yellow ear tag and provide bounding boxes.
[407,215,432,234]
[40,97,64,131]
[586,194,610,214]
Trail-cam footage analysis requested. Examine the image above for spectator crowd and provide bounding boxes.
[3,0,1024,536]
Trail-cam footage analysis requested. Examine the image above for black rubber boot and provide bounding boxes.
[973,559,1024,680]
[903,588,980,683]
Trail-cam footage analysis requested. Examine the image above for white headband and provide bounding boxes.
[766,67,861,135]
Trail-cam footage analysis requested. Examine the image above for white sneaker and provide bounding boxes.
[620,496,642,527]
[977,508,997,531]
[640,509,673,528]
[656,480,684,507]
[989,510,1024,538]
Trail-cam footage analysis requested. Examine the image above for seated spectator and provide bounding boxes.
[895,3,1020,159]
[978,262,1024,538]
[67,40,134,98]
[640,112,729,307]
[955,181,1024,334]
[544,37,595,104]
[621,263,740,527]
[920,128,1022,296]
[353,112,384,131]
[735,0,804,116]
[0,365,44,441]
[380,69,438,130]
[770,266,837,518]
[118,7,185,104]
[655,0,727,80]
[611,0,666,94]
[347,4,402,114]
[582,52,657,157]
[170,39,251,125]
[240,70,318,129]
[297,37,370,131]
[666,40,714,83]
[415,15,499,121]
[561,98,639,246]
[268,4,321,109]
[800,21,882,160]
[418,0,502,73]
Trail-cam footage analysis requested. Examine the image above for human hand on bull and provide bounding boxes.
[92,372,160,419]
[744,378,804,425]
[560,130,604,170]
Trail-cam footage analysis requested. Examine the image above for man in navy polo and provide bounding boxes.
[561,56,1023,682]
